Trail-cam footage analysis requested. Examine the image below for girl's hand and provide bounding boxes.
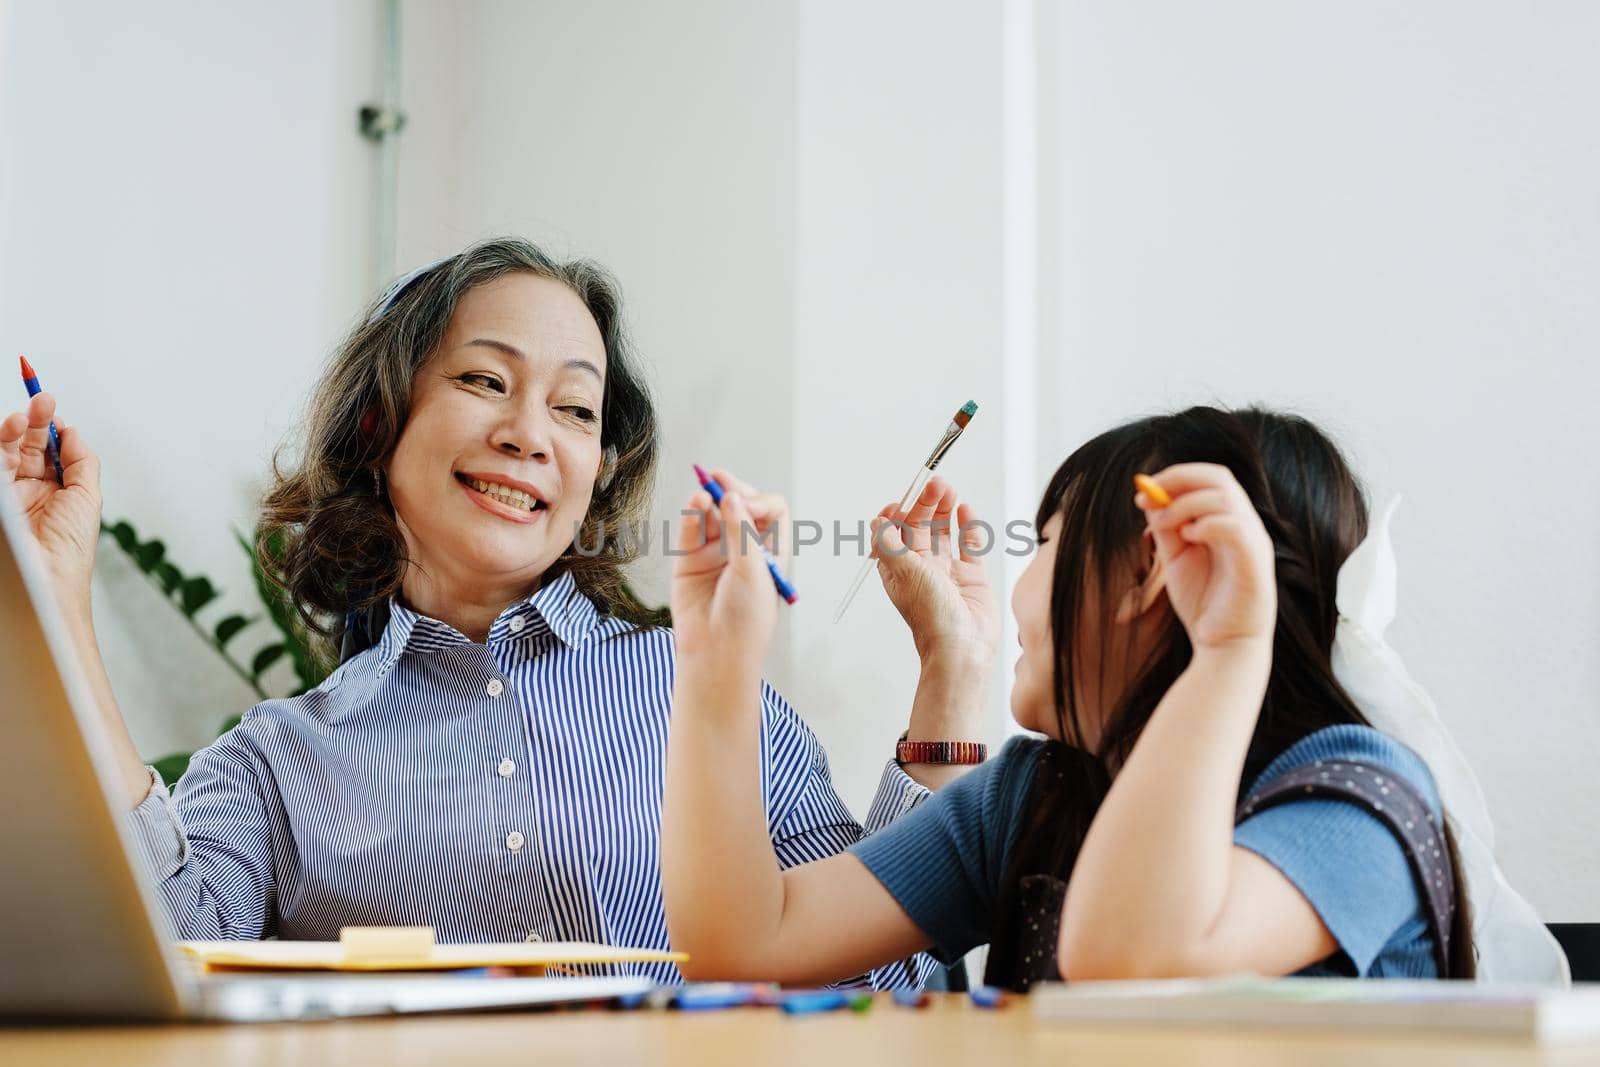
[0,392,102,611]
[1138,464,1275,652]
[870,476,1000,669]
[670,469,790,676]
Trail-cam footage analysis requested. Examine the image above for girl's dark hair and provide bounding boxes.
[985,405,1474,986]
[257,237,660,661]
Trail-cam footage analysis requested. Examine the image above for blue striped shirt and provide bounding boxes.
[126,569,933,988]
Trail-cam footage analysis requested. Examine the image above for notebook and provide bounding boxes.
[181,926,686,974]
[1031,977,1600,1044]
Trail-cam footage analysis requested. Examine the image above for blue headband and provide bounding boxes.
[368,257,449,324]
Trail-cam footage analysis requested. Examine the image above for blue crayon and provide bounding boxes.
[779,990,852,1015]
[17,355,64,485]
[692,464,798,605]
[969,985,1009,1009]
[675,983,767,1011]
[891,989,930,1009]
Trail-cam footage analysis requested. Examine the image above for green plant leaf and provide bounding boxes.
[134,539,166,572]
[216,713,242,736]
[153,560,183,595]
[238,527,330,692]
[214,614,251,647]
[180,575,219,616]
[106,519,139,553]
[251,643,287,679]
[150,751,192,789]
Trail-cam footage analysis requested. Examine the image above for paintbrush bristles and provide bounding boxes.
[952,400,978,430]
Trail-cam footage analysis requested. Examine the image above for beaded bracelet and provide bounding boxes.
[895,739,988,765]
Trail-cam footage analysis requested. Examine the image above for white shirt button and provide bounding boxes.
[486,679,504,697]
[506,831,524,852]
[497,758,516,778]
[508,616,526,634]
[524,932,542,943]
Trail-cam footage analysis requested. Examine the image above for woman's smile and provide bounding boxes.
[454,470,551,525]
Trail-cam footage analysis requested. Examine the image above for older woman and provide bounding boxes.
[0,238,996,988]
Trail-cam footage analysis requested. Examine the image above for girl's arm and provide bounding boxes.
[667,669,928,982]
[1058,464,1338,979]
[661,480,927,982]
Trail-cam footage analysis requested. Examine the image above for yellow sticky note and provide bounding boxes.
[340,925,437,963]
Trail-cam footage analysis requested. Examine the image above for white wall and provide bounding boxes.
[1037,0,1600,919]
[0,0,382,757]
[791,0,1011,810]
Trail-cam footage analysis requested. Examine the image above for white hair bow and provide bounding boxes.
[1331,495,1569,983]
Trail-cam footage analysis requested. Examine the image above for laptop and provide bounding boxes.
[0,491,652,1021]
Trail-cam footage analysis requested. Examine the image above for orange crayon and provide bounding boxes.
[1133,473,1171,508]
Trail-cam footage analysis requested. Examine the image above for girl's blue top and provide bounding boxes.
[849,724,1443,977]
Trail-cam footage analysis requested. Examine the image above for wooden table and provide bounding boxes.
[5,993,1599,1066]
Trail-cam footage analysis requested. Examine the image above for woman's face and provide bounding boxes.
[1009,512,1165,751]
[385,272,607,606]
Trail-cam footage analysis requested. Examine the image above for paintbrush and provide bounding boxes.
[833,400,978,624]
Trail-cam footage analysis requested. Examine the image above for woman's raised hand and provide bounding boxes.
[669,469,791,677]
[1,391,150,807]
[870,476,999,669]
[1137,463,1276,652]
[0,391,102,609]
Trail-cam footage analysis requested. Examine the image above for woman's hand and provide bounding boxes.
[669,469,790,681]
[0,391,102,612]
[1137,463,1275,652]
[1,393,150,807]
[870,476,1000,669]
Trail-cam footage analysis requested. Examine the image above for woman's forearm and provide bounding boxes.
[661,662,789,978]
[901,651,990,790]
[60,601,152,809]
[1059,641,1271,977]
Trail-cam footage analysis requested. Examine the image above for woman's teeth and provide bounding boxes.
[468,477,542,512]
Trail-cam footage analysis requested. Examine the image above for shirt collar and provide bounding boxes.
[495,568,601,648]
[373,569,602,671]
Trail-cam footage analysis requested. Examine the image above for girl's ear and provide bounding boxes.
[1114,532,1167,624]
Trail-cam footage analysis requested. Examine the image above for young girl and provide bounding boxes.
[662,406,1474,989]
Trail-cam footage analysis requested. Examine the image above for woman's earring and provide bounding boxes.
[372,468,384,498]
